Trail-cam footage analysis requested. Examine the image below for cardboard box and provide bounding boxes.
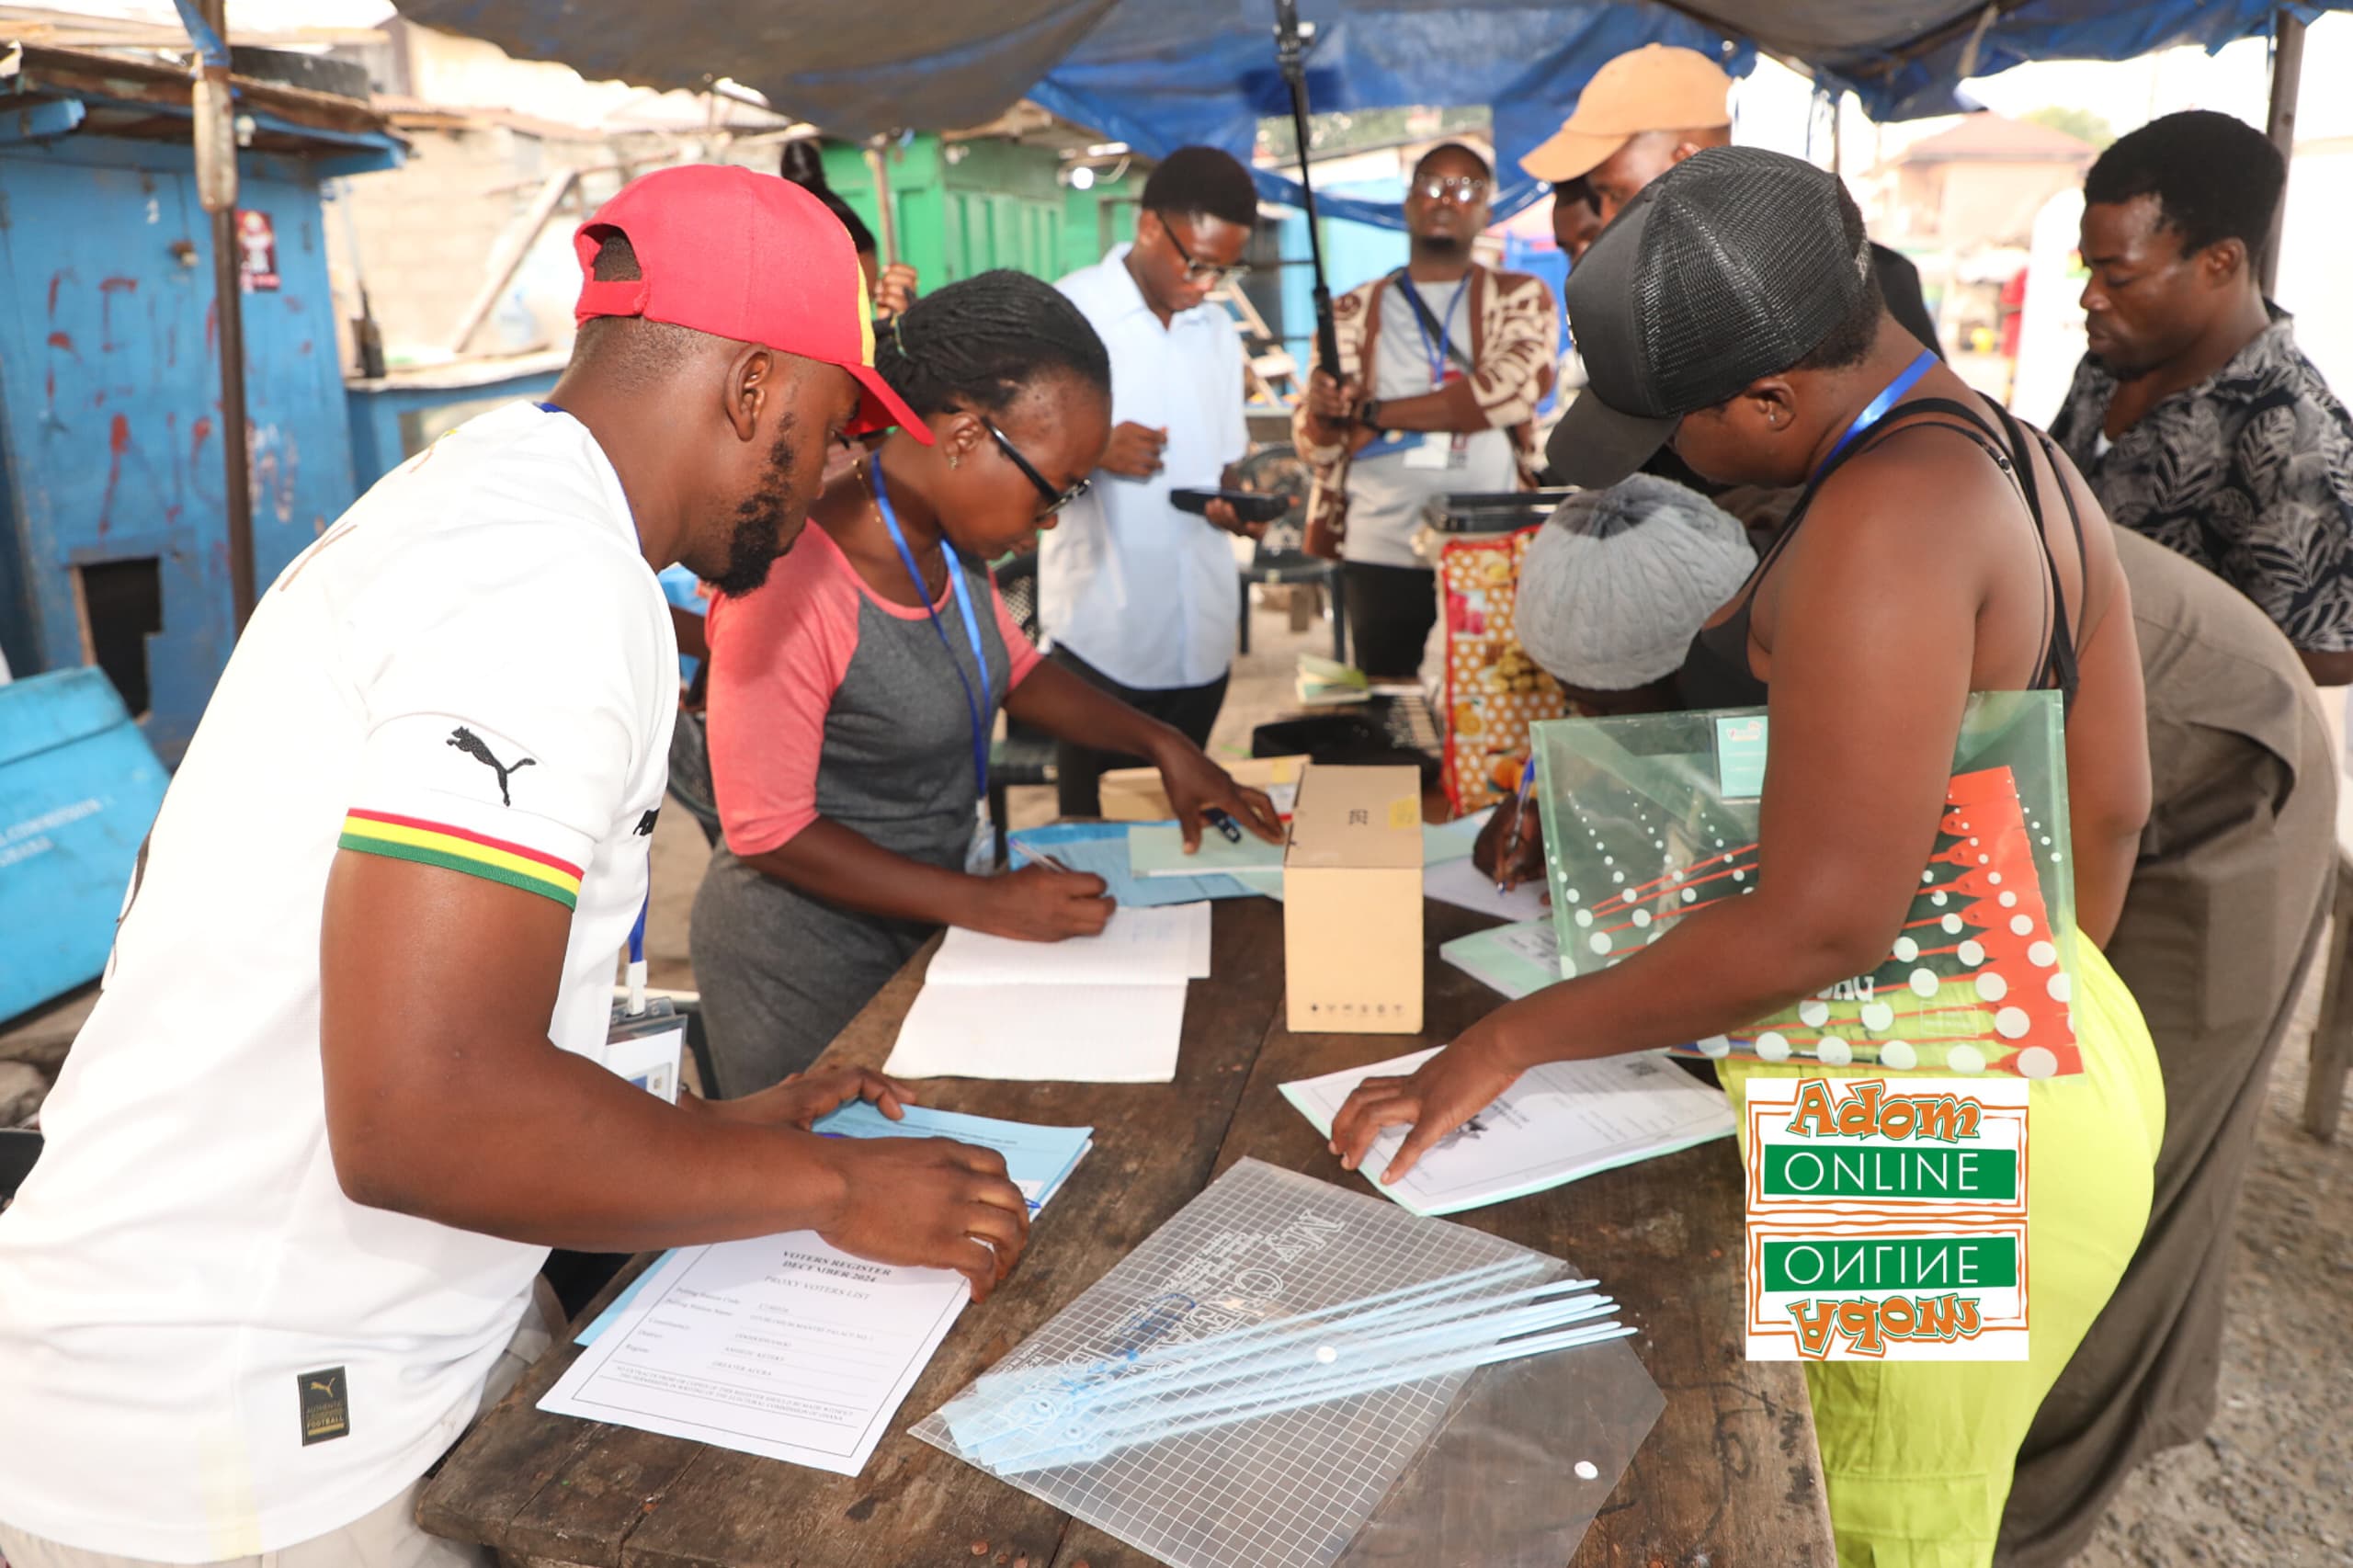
[1098,754,1310,823]
[1284,764,1424,1034]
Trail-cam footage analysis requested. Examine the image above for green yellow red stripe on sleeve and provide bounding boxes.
[338,809,583,909]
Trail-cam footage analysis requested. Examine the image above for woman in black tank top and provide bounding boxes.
[1332,148,2161,1568]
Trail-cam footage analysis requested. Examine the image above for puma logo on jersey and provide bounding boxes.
[297,1366,350,1445]
[447,726,535,806]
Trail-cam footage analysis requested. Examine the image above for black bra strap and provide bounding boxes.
[1723,392,2082,712]
[1840,396,2082,710]
[1990,403,2080,706]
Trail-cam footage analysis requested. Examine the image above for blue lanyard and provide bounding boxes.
[1814,350,1938,480]
[870,456,993,797]
[1396,272,1472,389]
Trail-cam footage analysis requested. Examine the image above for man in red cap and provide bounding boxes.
[0,165,1029,1568]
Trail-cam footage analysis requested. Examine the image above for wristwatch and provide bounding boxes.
[1358,398,1385,432]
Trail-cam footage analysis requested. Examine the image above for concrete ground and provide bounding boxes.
[6,588,2347,1562]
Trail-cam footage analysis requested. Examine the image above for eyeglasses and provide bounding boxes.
[1413,176,1491,206]
[985,418,1092,519]
[1158,214,1251,285]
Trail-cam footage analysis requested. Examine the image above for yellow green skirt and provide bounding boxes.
[1717,937,2165,1567]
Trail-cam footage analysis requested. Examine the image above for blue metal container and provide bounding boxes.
[0,667,169,1022]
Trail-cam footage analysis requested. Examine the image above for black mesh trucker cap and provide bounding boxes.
[1547,147,1870,488]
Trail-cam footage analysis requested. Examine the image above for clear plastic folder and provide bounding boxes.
[915,1158,1662,1568]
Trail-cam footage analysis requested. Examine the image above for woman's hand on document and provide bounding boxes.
[972,863,1115,941]
[1329,1032,1525,1185]
[1156,744,1285,851]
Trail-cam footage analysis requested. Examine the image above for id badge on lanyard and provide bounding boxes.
[606,889,684,1101]
[1404,370,1472,472]
[1400,274,1473,472]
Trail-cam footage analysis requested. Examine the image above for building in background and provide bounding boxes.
[1868,111,2096,358]
[0,43,399,761]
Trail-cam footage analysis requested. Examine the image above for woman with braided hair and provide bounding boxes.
[691,269,1283,1094]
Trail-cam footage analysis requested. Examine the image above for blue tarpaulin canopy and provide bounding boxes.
[399,0,2336,224]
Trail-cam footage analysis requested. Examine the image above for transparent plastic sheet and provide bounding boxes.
[913,1159,1661,1568]
[1529,691,2082,1077]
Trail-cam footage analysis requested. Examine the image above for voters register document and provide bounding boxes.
[1283,1048,1735,1217]
[541,1106,1092,1476]
[541,1234,969,1476]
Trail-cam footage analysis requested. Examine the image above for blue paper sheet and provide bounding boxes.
[575,1103,1094,1346]
[1008,821,1265,906]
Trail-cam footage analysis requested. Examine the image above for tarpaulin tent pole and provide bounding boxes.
[1273,0,1339,381]
[864,136,902,267]
[2261,8,2304,295]
[179,0,257,631]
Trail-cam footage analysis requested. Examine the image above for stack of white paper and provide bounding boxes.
[1280,1047,1734,1217]
[883,903,1211,1083]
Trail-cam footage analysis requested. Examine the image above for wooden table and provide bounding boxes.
[421,899,1835,1567]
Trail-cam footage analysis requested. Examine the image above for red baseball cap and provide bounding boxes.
[573,164,929,444]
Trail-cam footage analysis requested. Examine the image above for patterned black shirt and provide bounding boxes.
[2050,309,2353,653]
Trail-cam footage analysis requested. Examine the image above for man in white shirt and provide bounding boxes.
[0,165,1029,1568]
[1047,146,1260,815]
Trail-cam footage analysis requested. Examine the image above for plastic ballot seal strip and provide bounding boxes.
[939,1292,1632,1473]
[914,1158,1664,1568]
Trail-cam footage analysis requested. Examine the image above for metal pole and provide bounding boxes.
[446,167,579,355]
[211,205,255,629]
[1273,0,1338,381]
[864,138,901,267]
[2261,8,2304,296]
[187,0,256,630]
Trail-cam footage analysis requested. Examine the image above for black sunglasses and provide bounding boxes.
[985,418,1091,519]
[1158,213,1251,284]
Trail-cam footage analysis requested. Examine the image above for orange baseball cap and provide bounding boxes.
[574,164,929,443]
[1520,45,1733,186]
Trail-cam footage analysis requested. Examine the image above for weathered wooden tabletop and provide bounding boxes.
[420,897,1834,1567]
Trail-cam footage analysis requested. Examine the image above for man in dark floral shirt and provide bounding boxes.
[2051,109,2353,685]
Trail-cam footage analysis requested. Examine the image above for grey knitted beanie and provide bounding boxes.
[1516,473,1756,690]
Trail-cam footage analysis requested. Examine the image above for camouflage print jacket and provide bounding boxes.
[1290,263,1559,554]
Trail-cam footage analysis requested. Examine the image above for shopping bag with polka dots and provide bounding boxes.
[1438,529,1568,816]
[1529,690,2080,1078]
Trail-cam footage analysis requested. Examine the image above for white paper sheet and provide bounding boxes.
[1422,855,1551,922]
[883,981,1189,1082]
[1438,917,1563,1000]
[923,903,1212,987]
[540,1233,969,1477]
[1421,806,1495,864]
[1280,1048,1735,1217]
